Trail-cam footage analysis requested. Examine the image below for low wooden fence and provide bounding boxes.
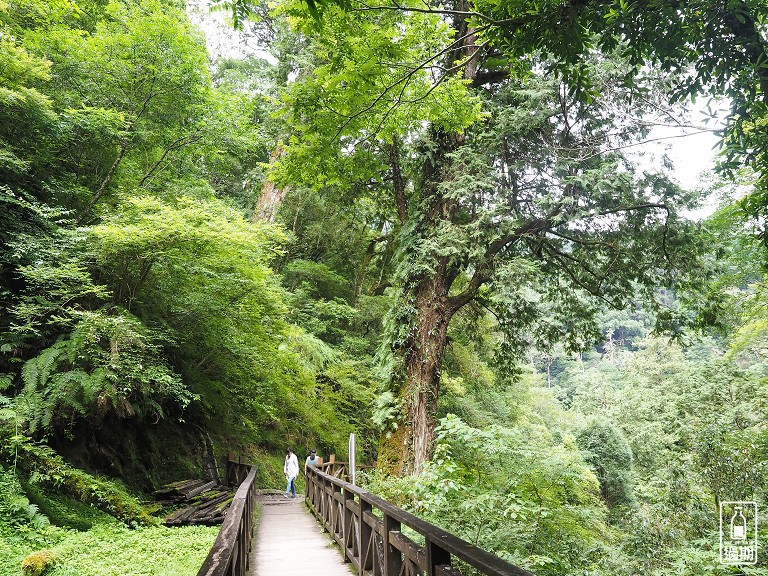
[317,457,372,481]
[305,464,535,576]
[197,459,257,576]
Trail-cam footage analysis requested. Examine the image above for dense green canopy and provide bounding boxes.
[1,0,768,574]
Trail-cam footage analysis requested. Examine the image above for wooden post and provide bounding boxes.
[359,498,373,575]
[426,536,451,576]
[323,475,331,532]
[343,488,354,563]
[332,482,341,541]
[383,514,402,576]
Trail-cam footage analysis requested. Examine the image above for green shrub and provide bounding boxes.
[576,419,636,511]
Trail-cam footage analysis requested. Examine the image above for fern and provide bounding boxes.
[52,371,91,414]
[284,325,339,371]
[372,391,403,434]
[20,356,39,392]
[0,466,50,529]
[22,345,63,391]
[17,310,191,434]
[0,373,12,391]
[0,406,16,423]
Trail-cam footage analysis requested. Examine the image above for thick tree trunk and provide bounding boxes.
[405,276,452,471]
[379,275,453,475]
[378,5,480,475]
[253,146,288,223]
[377,118,470,473]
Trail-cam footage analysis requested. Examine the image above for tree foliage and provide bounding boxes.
[266,0,710,471]
[576,419,635,512]
[3,1,768,575]
[0,0,378,486]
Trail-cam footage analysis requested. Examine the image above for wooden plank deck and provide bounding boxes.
[250,493,355,576]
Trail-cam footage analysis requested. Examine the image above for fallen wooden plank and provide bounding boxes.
[165,506,198,526]
[183,480,217,499]
[156,478,198,491]
[194,492,232,512]
[188,488,228,506]
[155,479,209,499]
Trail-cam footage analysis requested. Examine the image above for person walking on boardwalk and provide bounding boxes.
[305,448,320,474]
[284,448,299,498]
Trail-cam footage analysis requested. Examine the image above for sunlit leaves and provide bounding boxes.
[271,0,484,190]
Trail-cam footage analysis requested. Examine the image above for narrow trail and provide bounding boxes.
[250,493,355,576]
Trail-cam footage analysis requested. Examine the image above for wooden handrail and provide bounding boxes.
[317,460,373,481]
[197,460,257,576]
[305,465,536,576]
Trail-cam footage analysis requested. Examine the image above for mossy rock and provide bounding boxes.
[0,430,150,525]
[21,550,57,576]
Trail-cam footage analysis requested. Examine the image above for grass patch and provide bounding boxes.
[1,464,219,576]
[0,522,219,576]
[47,522,219,576]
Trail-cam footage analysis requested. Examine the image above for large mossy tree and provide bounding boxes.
[263,0,706,473]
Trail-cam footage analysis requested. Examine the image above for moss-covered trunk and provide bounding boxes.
[379,250,455,475]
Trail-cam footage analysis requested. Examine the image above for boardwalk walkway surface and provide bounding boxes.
[250,493,354,576]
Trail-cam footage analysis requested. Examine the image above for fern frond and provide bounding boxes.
[21,357,39,389]
[22,345,63,392]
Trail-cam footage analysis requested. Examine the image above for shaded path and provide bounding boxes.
[250,493,354,576]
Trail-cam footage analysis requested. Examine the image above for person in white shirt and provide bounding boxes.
[284,448,299,498]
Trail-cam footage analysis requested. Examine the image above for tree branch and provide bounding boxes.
[331,23,491,139]
[446,217,550,313]
[77,138,130,225]
[353,1,531,26]
[137,130,202,189]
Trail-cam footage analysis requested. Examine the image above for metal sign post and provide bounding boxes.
[349,432,356,485]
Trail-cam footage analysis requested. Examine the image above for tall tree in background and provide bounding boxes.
[267,1,705,472]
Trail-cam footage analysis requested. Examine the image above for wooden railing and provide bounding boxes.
[305,464,535,576]
[197,459,257,576]
[317,456,374,482]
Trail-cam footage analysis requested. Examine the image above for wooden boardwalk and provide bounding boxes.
[250,493,354,576]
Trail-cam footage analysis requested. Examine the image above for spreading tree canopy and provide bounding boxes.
[244,0,714,472]
[222,0,768,238]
